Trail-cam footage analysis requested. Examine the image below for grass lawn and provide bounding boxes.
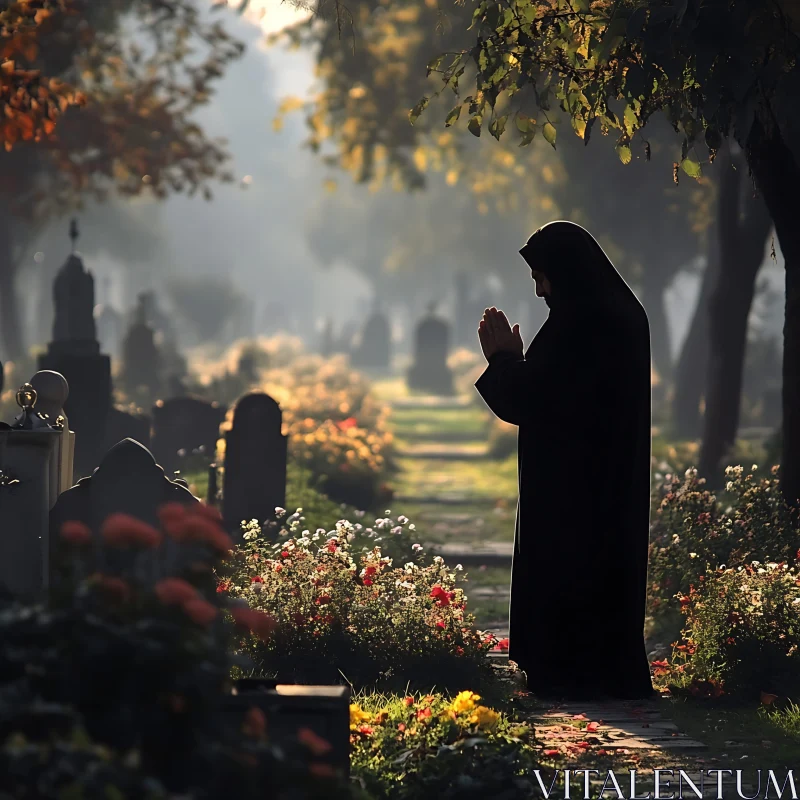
[390,405,490,440]
[661,699,800,765]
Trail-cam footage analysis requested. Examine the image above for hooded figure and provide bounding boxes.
[475,220,654,700]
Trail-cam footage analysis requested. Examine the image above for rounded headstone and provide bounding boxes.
[29,370,69,423]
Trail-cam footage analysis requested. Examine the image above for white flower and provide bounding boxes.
[355,509,365,518]
[433,556,444,565]
[751,464,758,472]
[455,564,463,571]
[411,544,423,552]
[347,532,356,542]
[354,523,363,531]
[316,528,326,536]
[398,515,408,524]
[792,598,800,605]
[726,481,735,492]
[689,552,697,559]
[384,509,391,515]
[391,526,403,535]
[275,507,286,516]
[408,523,416,531]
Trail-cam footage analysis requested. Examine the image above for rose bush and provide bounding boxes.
[654,562,800,700]
[648,465,799,627]
[220,510,499,690]
[4,504,352,799]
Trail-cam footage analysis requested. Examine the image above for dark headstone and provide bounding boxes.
[105,407,151,452]
[122,294,163,404]
[351,308,391,371]
[151,396,225,476]
[320,319,335,357]
[96,277,123,360]
[223,393,287,534]
[406,303,455,395]
[49,438,199,584]
[38,223,112,478]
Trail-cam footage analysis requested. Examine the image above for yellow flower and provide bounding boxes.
[349,704,371,730]
[450,691,480,714]
[469,705,500,732]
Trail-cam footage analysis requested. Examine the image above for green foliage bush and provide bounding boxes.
[221,511,499,691]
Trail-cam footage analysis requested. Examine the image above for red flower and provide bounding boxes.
[281,551,289,558]
[183,598,218,626]
[216,582,230,594]
[316,595,331,605]
[398,723,406,732]
[297,727,332,756]
[456,646,465,656]
[492,638,510,652]
[357,724,374,736]
[93,575,131,603]
[543,749,560,757]
[364,566,377,577]
[436,620,446,629]
[336,417,358,431]
[60,520,92,546]
[403,697,415,707]
[242,706,266,738]
[155,578,198,606]
[231,607,276,641]
[416,707,432,721]
[363,578,373,587]
[101,514,161,548]
[327,542,337,553]
[430,585,450,607]
[251,575,264,584]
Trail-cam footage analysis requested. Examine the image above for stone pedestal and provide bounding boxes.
[0,429,61,599]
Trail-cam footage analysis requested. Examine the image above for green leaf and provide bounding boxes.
[573,0,590,11]
[571,115,587,139]
[616,142,633,164]
[681,158,703,178]
[489,115,508,140]
[409,96,430,126]
[468,117,483,137]
[515,113,535,132]
[597,18,627,64]
[542,122,557,147]
[426,55,446,77]
[623,104,638,136]
[445,105,462,127]
[519,129,536,147]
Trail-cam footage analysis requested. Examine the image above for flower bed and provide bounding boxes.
[349,690,541,798]
[654,561,800,699]
[11,505,351,798]
[220,510,499,690]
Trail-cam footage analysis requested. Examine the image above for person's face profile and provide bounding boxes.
[531,270,552,298]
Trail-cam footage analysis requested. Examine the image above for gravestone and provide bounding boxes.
[223,393,287,534]
[38,221,112,479]
[0,382,64,599]
[139,290,187,383]
[29,370,74,505]
[351,305,391,371]
[95,277,123,360]
[151,396,225,476]
[49,438,199,585]
[104,407,151,452]
[320,319,336,357]
[406,303,455,395]
[122,293,164,405]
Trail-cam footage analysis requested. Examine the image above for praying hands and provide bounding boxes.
[478,307,524,361]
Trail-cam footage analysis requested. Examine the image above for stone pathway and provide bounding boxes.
[395,442,491,459]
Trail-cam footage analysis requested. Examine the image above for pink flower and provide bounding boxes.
[155,578,198,606]
[60,520,92,546]
[101,514,161,548]
[183,598,218,626]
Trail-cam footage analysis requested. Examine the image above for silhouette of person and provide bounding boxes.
[475,220,655,700]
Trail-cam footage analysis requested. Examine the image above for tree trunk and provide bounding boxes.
[748,121,800,508]
[0,210,24,362]
[672,232,718,439]
[699,149,772,486]
[640,272,672,385]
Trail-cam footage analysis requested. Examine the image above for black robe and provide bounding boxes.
[475,224,654,700]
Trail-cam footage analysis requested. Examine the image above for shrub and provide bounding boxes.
[656,561,800,699]
[6,505,352,799]
[647,465,799,627]
[349,690,541,799]
[221,511,498,690]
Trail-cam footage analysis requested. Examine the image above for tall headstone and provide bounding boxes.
[38,220,112,479]
[121,293,163,405]
[151,396,225,476]
[50,439,199,585]
[223,393,287,534]
[320,318,336,357]
[406,303,455,395]
[351,304,391,371]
